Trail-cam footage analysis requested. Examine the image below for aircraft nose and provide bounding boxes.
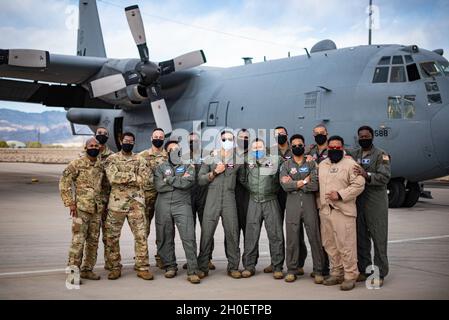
[431,104,449,172]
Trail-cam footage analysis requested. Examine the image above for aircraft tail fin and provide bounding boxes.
[77,0,107,57]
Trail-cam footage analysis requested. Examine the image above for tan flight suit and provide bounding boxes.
[318,157,365,281]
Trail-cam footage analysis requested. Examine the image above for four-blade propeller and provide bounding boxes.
[88,4,207,134]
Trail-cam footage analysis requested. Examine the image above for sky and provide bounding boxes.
[1,0,448,113]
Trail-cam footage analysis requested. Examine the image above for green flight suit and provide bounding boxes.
[154,160,199,275]
[349,145,391,278]
[280,158,326,275]
[197,152,242,272]
[241,154,285,272]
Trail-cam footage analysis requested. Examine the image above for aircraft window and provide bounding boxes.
[378,56,391,65]
[392,56,404,64]
[373,67,389,83]
[427,94,442,104]
[387,96,402,119]
[403,95,416,119]
[388,96,416,119]
[425,82,439,92]
[420,62,442,77]
[406,64,420,81]
[437,61,449,76]
[390,66,406,82]
[404,55,413,63]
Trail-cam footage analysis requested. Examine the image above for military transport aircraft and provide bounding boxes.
[0,0,448,209]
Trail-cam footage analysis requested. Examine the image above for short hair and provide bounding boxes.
[357,125,374,136]
[237,128,248,134]
[251,137,265,146]
[164,140,178,151]
[290,134,305,144]
[220,130,234,137]
[327,135,344,145]
[275,126,288,135]
[122,132,135,141]
[95,127,108,134]
[152,128,165,136]
[314,123,327,132]
[85,137,99,147]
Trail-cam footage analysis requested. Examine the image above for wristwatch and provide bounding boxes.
[302,180,308,185]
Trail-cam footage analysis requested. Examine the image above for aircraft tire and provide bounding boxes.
[402,182,420,208]
[388,179,406,208]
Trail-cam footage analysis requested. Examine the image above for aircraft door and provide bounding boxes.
[114,117,123,150]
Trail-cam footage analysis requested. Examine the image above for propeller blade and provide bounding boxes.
[89,74,126,98]
[0,49,49,68]
[150,98,172,134]
[125,5,149,62]
[159,50,206,75]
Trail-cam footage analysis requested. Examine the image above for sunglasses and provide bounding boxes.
[328,146,343,150]
[292,144,304,148]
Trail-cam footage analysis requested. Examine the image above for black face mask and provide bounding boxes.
[95,134,108,145]
[152,139,164,148]
[314,134,327,146]
[292,145,305,156]
[121,143,134,153]
[277,134,288,145]
[358,138,373,149]
[86,148,100,158]
[237,138,249,150]
[328,149,344,163]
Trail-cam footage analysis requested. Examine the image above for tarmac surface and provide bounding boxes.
[0,162,448,300]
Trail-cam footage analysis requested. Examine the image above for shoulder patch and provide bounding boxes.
[382,154,390,162]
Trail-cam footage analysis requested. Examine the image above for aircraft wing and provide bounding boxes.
[0,50,113,108]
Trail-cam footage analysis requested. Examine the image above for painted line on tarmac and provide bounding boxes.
[1,236,448,277]
[388,234,449,244]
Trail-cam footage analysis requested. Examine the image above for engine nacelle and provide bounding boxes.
[126,84,147,102]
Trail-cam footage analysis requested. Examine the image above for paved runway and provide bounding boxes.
[0,162,448,299]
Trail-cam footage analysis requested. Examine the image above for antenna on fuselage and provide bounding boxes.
[368,0,373,45]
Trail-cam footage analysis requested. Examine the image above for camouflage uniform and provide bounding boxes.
[138,148,168,237]
[59,156,104,272]
[98,146,114,269]
[104,151,151,272]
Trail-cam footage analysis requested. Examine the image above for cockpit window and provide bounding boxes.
[392,56,404,64]
[390,66,406,82]
[437,61,449,76]
[388,96,416,119]
[404,55,413,63]
[373,67,389,83]
[406,64,420,81]
[378,56,391,65]
[420,62,442,77]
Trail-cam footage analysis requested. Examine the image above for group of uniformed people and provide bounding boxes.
[60,123,391,290]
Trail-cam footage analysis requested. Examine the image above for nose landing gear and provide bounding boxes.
[387,178,421,208]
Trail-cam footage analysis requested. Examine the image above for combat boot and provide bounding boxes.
[263,264,273,273]
[108,269,121,280]
[357,273,368,282]
[197,271,208,279]
[241,269,255,278]
[273,271,284,280]
[285,274,297,283]
[323,275,344,286]
[208,260,216,270]
[137,270,154,280]
[297,267,305,276]
[187,274,201,284]
[80,270,101,280]
[340,279,356,291]
[155,254,164,269]
[227,270,242,279]
[372,277,384,287]
[165,269,177,278]
[314,273,324,284]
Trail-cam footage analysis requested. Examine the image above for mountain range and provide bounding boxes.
[0,108,90,144]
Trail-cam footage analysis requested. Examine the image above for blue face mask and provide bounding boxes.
[252,150,265,160]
